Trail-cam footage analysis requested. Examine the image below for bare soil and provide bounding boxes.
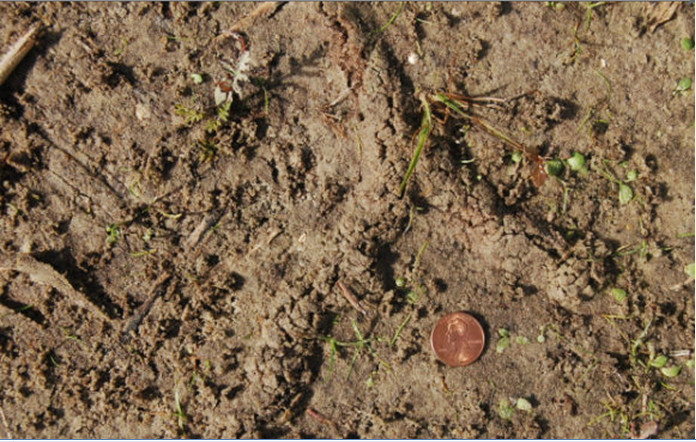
[0,2,694,438]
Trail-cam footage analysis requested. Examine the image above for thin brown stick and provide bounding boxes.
[229,2,284,33]
[183,208,226,254]
[120,272,172,343]
[336,280,367,315]
[0,406,11,439]
[0,24,40,86]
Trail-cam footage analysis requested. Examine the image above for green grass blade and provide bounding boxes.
[375,2,404,33]
[390,312,412,347]
[398,101,432,198]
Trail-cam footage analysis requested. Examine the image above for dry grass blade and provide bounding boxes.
[120,272,172,343]
[431,91,547,186]
[0,24,40,86]
[336,280,367,315]
[229,2,284,33]
[643,2,680,33]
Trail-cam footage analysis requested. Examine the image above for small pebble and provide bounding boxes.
[135,102,151,121]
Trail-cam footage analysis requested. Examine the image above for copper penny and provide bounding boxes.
[430,312,485,367]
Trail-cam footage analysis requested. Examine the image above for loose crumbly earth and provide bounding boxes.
[0,2,694,438]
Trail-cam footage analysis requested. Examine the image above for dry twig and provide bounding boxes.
[336,280,367,315]
[0,24,40,86]
[229,2,284,33]
[120,272,172,343]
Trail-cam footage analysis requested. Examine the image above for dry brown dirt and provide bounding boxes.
[0,2,694,438]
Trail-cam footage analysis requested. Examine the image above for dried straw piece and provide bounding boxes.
[0,24,40,86]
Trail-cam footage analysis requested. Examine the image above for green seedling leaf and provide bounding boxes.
[398,99,432,198]
[374,1,404,33]
[395,277,406,288]
[114,37,128,56]
[515,336,529,345]
[496,336,510,353]
[674,78,692,94]
[191,73,203,84]
[610,288,627,302]
[498,399,514,420]
[545,159,564,176]
[143,228,153,242]
[498,328,509,338]
[217,101,231,122]
[174,104,204,124]
[510,150,523,164]
[685,359,694,369]
[618,183,633,205]
[366,372,375,387]
[106,224,121,244]
[660,365,681,378]
[405,291,418,304]
[567,152,586,172]
[684,262,695,279]
[650,355,668,369]
[625,170,637,182]
[682,37,695,50]
[516,398,533,412]
[390,312,412,347]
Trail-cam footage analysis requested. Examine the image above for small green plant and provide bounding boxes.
[399,90,549,196]
[537,326,547,343]
[498,397,533,420]
[545,158,564,177]
[514,336,529,345]
[389,312,412,347]
[321,320,390,381]
[61,328,87,350]
[174,104,205,124]
[498,398,515,420]
[197,139,218,163]
[404,291,418,304]
[673,78,692,95]
[496,328,532,353]
[374,1,404,34]
[105,223,121,244]
[173,380,185,430]
[516,397,533,412]
[681,37,695,51]
[510,150,523,164]
[648,354,668,369]
[113,36,128,56]
[584,2,606,31]
[598,160,636,206]
[398,95,432,198]
[660,365,681,378]
[321,336,340,380]
[567,152,588,175]
[204,101,232,133]
[609,287,627,302]
[393,242,427,304]
[496,328,511,353]
[190,73,203,84]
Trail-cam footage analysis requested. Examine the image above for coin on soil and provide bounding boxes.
[430,312,485,367]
